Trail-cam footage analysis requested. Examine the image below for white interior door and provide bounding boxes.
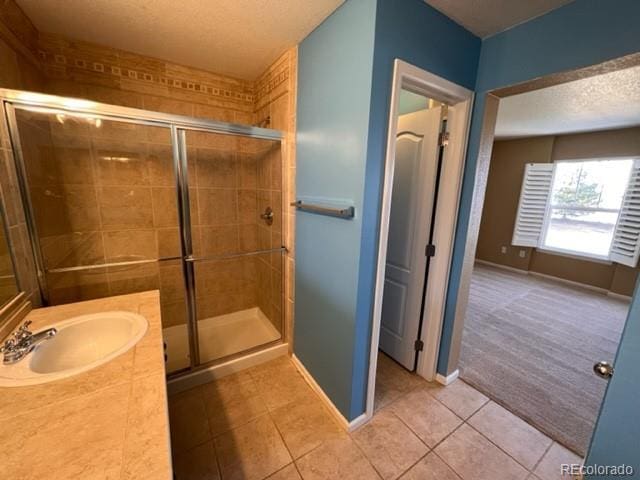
[379,106,442,370]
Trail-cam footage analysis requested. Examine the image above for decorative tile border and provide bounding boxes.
[36,38,256,106]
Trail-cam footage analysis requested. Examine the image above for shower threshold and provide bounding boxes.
[163,307,281,373]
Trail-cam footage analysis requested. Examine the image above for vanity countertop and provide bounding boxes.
[0,290,172,480]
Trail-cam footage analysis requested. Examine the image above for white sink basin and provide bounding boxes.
[0,311,148,386]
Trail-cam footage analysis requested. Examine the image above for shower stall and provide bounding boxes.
[1,89,286,377]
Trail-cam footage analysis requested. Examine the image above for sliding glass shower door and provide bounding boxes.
[181,129,284,365]
[5,95,284,377]
[10,106,190,374]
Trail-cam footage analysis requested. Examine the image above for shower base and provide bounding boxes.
[163,307,281,374]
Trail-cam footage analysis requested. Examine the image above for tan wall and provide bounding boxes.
[476,136,554,269]
[0,0,297,339]
[476,127,640,297]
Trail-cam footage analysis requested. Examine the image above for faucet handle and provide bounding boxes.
[12,320,33,344]
[18,320,32,332]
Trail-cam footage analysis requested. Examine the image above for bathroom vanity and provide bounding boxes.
[0,290,172,479]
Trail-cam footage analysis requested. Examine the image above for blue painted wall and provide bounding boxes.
[295,0,480,420]
[438,0,640,375]
[294,0,377,417]
[353,0,479,418]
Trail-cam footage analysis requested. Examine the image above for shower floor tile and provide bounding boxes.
[164,307,280,371]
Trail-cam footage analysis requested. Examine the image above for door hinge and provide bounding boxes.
[425,244,436,257]
[414,339,424,352]
[439,131,450,147]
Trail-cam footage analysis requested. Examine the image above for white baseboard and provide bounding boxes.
[167,343,288,395]
[436,369,459,385]
[291,354,369,432]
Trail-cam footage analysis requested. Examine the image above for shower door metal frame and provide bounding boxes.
[0,88,285,376]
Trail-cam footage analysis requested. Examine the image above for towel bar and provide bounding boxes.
[290,200,355,219]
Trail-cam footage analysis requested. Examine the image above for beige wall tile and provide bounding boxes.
[99,186,153,229]
[160,300,187,328]
[239,224,258,252]
[147,143,175,186]
[40,231,105,269]
[26,145,93,187]
[151,186,179,228]
[239,153,258,188]
[107,262,159,296]
[142,95,194,116]
[198,188,238,225]
[46,268,110,304]
[103,229,158,261]
[31,184,101,236]
[159,262,186,304]
[196,148,237,188]
[94,142,151,186]
[198,225,238,256]
[238,189,257,224]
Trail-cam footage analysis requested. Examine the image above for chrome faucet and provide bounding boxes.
[0,320,57,365]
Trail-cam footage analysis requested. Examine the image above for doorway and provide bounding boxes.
[365,60,473,419]
[453,62,640,457]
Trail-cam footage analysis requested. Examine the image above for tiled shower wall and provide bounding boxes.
[0,0,297,342]
[0,6,43,306]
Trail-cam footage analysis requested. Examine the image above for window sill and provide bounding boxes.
[536,246,612,265]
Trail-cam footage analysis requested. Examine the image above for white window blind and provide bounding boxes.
[610,159,640,267]
[512,163,554,247]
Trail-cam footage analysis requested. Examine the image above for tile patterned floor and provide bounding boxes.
[169,353,583,480]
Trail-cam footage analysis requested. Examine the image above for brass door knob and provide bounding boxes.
[593,361,614,379]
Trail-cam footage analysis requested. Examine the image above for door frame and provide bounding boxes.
[365,59,473,421]
[442,51,640,381]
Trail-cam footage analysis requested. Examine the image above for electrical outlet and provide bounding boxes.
[519,250,526,258]
[501,246,507,254]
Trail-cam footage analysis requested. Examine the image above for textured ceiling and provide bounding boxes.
[425,0,574,37]
[16,0,344,80]
[495,66,640,139]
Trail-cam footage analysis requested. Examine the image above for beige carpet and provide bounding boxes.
[459,263,629,456]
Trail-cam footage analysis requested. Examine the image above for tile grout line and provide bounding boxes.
[463,418,541,474]
[530,440,555,477]
[346,427,384,480]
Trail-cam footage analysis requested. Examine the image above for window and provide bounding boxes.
[513,158,640,266]
[543,159,632,258]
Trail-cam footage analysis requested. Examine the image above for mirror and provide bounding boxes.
[0,206,18,310]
